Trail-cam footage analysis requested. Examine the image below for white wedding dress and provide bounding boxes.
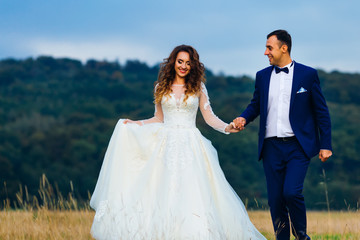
[90,83,266,240]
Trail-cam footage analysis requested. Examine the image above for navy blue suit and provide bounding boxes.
[241,62,332,239]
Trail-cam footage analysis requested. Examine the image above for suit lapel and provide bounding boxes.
[290,61,302,108]
[262,67,273,115]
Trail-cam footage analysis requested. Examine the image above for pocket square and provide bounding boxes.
[297,87,307,94]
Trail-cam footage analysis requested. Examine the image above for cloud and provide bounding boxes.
[24,37,164,65]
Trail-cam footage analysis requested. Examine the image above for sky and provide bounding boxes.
[1,0,359,77]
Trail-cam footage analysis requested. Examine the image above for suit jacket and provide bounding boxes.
[241,61,332,160]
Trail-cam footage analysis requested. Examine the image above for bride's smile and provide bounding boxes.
[174,51,191,79]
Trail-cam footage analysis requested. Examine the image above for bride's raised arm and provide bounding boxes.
[124,102,163,126]
[124,85,164,126]
[142,102,164,125]
[199,82,233,134]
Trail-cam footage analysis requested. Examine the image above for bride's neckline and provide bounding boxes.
[172,84,185,86]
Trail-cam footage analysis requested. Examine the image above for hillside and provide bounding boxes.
[0,56,359,209]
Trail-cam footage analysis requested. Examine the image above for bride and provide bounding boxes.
[90,45,266,239]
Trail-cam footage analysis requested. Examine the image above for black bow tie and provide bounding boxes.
[275,66,289,74]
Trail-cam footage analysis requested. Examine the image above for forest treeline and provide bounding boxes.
[0,56,359,210]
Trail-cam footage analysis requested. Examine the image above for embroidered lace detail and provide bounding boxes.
[139,83,228,134]
[130,152,147,170]
[199,82,229,134]
[94,200,108,221]
[200,82,211,110]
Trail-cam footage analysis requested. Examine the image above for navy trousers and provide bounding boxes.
[262,137,311,240]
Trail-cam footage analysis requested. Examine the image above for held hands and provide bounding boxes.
[225,117,247,133]
[233,117,246,131]
[225,122,241,133]
[319,149,332,162]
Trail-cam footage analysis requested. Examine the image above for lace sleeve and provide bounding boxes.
[140,102,164,125]
[199,82,229,134]
[132,84,164,125]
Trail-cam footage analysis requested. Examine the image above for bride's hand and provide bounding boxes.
[123,119,143,126]
[225,122,240,133]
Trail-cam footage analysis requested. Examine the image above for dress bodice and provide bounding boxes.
[141,83,229,134]
[161,94,199,129]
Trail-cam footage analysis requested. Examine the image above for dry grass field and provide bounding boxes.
[0,209,93,240]
[1,176,359,239]
[0,209,359,240]
[249,211,360,239]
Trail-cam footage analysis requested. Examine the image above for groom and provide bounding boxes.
[234,30,332,240]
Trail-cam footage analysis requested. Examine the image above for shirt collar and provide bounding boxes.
[284,61,294,69]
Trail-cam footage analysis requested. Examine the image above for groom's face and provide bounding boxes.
[264,35,284,66]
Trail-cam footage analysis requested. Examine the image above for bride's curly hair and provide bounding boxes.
[154,45,205,104]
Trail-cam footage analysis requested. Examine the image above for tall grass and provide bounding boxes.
[321,168,331,212]
[0,209,94,240]
[2,174,90,211]
[1,174,93,239]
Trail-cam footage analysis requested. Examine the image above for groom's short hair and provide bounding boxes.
[267,30,292,54]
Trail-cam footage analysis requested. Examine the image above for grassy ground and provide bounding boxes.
[0,209,93,240]
[0,210,359,240]
[1,176,358,239]
[248,211,360,239]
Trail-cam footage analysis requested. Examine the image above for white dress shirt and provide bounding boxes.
[265,61,295,138]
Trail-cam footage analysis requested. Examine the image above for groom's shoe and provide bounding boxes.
[296,237,310,240]
[295,232,310,240]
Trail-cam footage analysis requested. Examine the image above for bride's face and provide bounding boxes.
[174,51,191,79]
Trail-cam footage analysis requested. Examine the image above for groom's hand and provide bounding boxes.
[233,117,246,131]
[225,122,240,133]
[319,149,332,162]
